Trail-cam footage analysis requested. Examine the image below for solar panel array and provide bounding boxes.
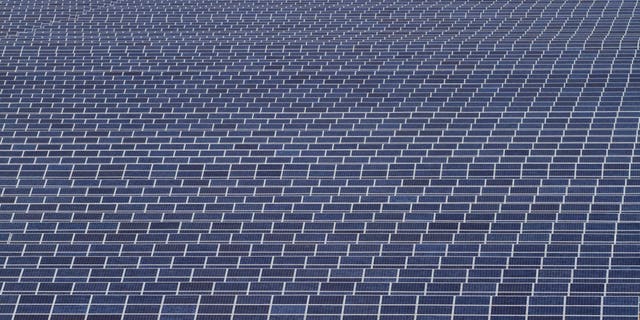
[1,0,640,318]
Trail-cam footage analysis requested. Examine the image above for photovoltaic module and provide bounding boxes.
[1,0,640,319]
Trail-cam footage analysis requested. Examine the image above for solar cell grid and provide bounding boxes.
[1,0,640,318]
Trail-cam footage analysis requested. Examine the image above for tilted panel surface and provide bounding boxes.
[1,0,640,319]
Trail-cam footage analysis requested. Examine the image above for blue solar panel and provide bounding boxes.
[1,0,640,318]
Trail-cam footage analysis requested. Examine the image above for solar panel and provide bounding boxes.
[1,0,640,318]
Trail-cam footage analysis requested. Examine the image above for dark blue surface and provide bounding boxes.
[1,0,640,318]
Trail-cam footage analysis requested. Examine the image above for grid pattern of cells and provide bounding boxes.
[1,0,640,319]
